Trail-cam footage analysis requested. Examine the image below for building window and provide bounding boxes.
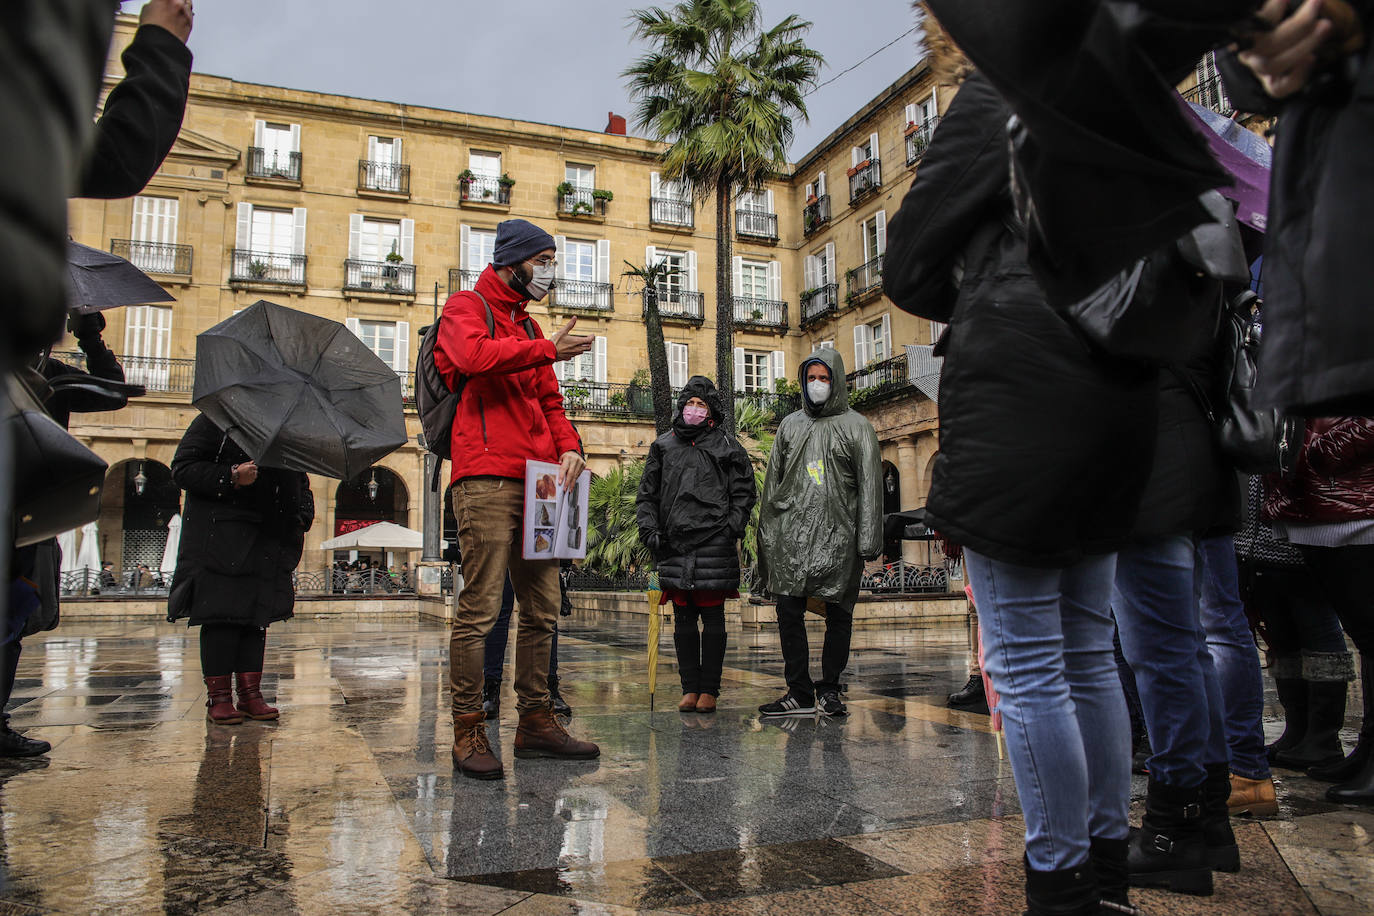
[854,314,893,373]
[566,163,595,190]
[466,228,495,271]
[471,150,501,178]
[861,213,886,263]
[658,250,686,298]
[123,304,173,389]
[741,350,771,393]
[363,136,405,192]
[250,120,301,180]
[563,239,596,283]
[668,342,688,388]
[554,336,607,383]
[128,196,180,273]
[251,207,295,254]
[346,319,410,376]
[739,260,769,299]
[358,217,401,262]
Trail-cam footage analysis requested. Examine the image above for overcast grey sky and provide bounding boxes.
[128,1,924,160]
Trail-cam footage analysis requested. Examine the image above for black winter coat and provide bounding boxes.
[636,378,756,591]
[168,415,314,628]
[883,72,1158,568]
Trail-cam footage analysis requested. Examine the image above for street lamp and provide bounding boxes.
[134,461,147,497]
[367,469,379,502]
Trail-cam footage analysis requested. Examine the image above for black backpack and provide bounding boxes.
[416,290,537,490]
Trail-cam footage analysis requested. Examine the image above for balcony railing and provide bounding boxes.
[344,258,416,295]
[229,249,306,286]
[558,188,608,217]
[448,268,480,295]
[849,159,882,203]
[803,195,831,235]
[53,350,195,394]
[847,352,911,394]
[1182,74,1232,116]
[644,288,705,324]
[800,283,839,327]
[846,256,884,303]
[732,296,788,331]
[460,176,511,205]
[246,147,302,182]
[110,238,192,275]
[358,159,410,194]
[733,390,801,425]
[736,209,778,240]
[550,278,613,312]
[559,381,656,420]
[650,197,693,227]
[905,118,939,166]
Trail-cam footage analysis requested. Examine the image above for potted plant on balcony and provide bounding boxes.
[750,307,765,321]
[627,368,653,416]
[846,159,870,178]
[382,242,404,287]
[591,188,613,214]
[457,168,474,200]
[248,259,269,280]
[608,390,629,411]
[904,120,919,136]
[498,173,516,188]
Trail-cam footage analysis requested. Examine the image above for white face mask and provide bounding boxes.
[519,262,556,301]
[806,380,831,405]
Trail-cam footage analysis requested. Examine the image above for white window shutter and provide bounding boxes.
[804,254,817,290]
[818,171,827,197]
[804,182,814,201]
[870,132,879,160]
[596,239,610,283]
[292,208,307,256]
[400,218,414,262]
[668,342,688,388]
[686,250,697,291]
[881,314,892,359]
[393,137,402,162]
[875,210,887,256]
[732,256,743,296]
[767,260,781,301]
[348,213,363,260]
[854,324,870,368]
[367,136,377,160]
[553,359,565,383]
[733,347,745,394]
[770,350,786,391]
[555,235,567,278]
[594,336,607,383]
[852,145,861,167]
[905,102,917,125]
[395,321,410,373]
[253,120,265,148]
[824,243,836,284]
[645,245,657,271]
[460,224,471,270]
[345,317,361,339]
[289,123,301,152]
[235,202,253,250]
[650,172,660,198]
[930,85,939,116]
[765,189,775,212]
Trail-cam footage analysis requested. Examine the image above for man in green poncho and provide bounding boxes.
[756,347,883,717]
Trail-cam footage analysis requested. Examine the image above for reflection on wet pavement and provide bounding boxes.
[0,616,1363,914]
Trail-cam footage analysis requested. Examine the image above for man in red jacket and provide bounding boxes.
[435,219,600,779]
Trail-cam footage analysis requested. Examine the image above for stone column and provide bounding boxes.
[896,435,922,564]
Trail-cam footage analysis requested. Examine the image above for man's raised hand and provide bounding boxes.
[551,317,594,362]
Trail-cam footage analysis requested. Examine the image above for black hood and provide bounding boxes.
[673,376,724,440]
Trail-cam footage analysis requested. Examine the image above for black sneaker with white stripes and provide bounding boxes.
[817,690,847,717]
[757,692,816,717]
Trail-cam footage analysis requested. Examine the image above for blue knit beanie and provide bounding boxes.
[492,219,556,267]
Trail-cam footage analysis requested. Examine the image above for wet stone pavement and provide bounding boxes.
[0,612,1369,914]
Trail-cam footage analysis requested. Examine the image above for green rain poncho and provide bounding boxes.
[756,347,883,605]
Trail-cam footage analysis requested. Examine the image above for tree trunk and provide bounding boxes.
[714,180,736,435]
[643,286,673,436]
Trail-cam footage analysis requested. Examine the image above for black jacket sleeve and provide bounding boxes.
[171,415,235,500]
[882,72,1015,323]
[726,439,758,539]
[635,439,664,541]
[77,24,192,199]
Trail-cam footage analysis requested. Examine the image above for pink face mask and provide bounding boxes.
[681,405,709,426]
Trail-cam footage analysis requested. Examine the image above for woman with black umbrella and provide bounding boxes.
[169,414,314,724]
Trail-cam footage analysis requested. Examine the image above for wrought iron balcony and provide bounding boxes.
[110,239,192,275]
[650,197,693,227]
[559,381,656,420]
[733,390,801,425]
[459,176,511,205]
[246,147,302,182]
[1181,74,1231,116]
[344,258,416,295]
[803,195,831,236]
[358,159,410,194]
[736,209,778,241]
[847,352,912,395]
[644,288,705,324]
[558,188,609,217]
[905,117,939,166]
[53,350,196,394]
[799,282,839,328]
[732,296,788,331]
[846,256,884,304]
[550,278,613,312]
[448,268,480,295]
[229,249,306,286]
[848,159,882,203]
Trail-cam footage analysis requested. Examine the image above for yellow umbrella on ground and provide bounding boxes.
[647,570,662,709]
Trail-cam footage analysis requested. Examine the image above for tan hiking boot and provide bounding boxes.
[514,707,599,759]
[452,711,504,780]
[1228,773,1278,816]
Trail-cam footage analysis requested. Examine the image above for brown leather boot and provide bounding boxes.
[452,712,504,780]
[1228,774,1279,816]
[205,675,244,725]
[235,672,279,721]
[514,706,600,759]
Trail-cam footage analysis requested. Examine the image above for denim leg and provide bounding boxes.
[1114,535,1216,788]
[482,574,516,682]
[966,548,1124,871]
[1113,622,1147,747]
[1198,536,1270,780]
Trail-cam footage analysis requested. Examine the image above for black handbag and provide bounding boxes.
[5,368,108,548]
[1213,292,1301,476]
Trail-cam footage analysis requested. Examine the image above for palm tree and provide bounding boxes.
[625,0,823,434]
[622,258,676,435]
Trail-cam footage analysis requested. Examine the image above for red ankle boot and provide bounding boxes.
[234,672,279,721]
[205,675,244,724]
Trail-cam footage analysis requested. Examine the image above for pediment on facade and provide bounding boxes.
[164,128,241,168]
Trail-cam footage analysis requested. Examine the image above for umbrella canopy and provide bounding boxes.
[193,300,407,479]
[1186,101,1271,233]
[67,241,175,314]
[318,521,426,550]
[160,513,183,576]
[75,521,101,573]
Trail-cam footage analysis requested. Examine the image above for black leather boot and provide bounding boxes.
[948,674,989,713]
[481,677,501,718]
[1265,674,1306,763]
[1128,778,1213,896]
[1326,751,1374,806]
[1022,855,1100,916]
[1201,763,1239,872]
[1274,679,1348,770]
[1089,836,1143,913]
[1310,653,1373,783]
[548,675,572,718]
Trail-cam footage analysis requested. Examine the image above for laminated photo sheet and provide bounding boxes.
[523,459,590,560]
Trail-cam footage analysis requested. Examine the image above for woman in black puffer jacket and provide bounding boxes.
[636,377,756,713]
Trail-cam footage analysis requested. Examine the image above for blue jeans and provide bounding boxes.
[1114,535,1228,788]
[483,574,559,682]
[1198,535,1270,780]
[966,549,1130,871]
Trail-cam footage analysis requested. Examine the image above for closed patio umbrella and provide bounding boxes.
[160,513,182,578]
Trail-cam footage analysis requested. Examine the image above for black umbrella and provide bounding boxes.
[193,300,407,479]
[922,0,1252,304]
[67,240,175,314]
